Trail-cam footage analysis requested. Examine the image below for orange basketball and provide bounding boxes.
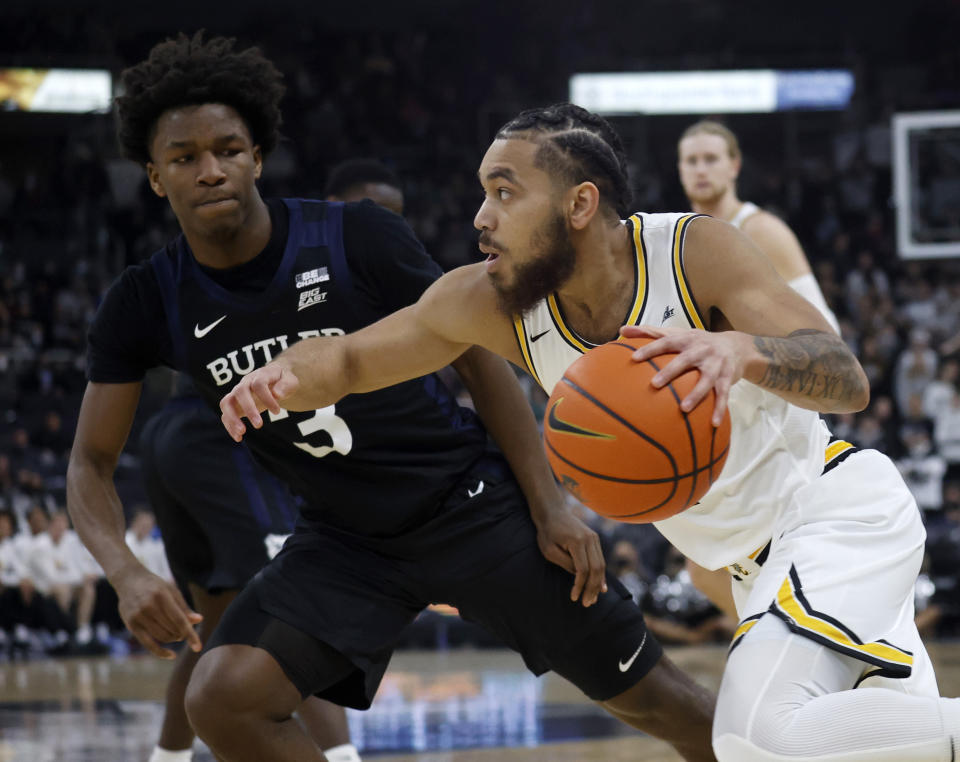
[543,338,731,523]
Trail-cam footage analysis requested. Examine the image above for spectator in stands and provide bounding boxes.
[897,428,947,516]
[895,328,939,415]
[124,507,172,582]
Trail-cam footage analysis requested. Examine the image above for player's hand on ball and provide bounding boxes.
[620,324,749,427]
[533,506,607,607]
[220,361,301,441]
[114,564,203,659]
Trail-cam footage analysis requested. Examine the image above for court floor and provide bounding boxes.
[1,643,958,761]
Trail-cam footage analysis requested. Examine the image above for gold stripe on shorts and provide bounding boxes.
[770,565,913,676]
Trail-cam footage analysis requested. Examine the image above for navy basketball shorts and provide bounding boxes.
[140,398,298,594]
[205,461,663,708]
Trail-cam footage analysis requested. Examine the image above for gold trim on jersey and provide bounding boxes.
[547,293,591,353]
[823,439,858,475]
[511,315,543,389]
[624,214,648,326]
[825,439,854,463]
[671,214,706,330]
[728,613,764,655]
[771,565,913,676]
[545,215,649,350]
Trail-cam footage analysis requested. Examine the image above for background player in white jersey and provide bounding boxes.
[223,103,960,762]
[678,120,838,332]
[678,120,840,617]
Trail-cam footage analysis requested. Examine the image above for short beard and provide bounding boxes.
[491,213,577,316]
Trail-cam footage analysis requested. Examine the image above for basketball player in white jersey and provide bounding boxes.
[678,120,840,617]
[221,103,960,762]
[677,120,838,332]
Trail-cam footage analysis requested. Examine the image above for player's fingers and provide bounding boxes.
[713,374,732,427]
[169,588,205,650]
[130,626,176,660]
[271,368,300,402]
[127,614,179,658]
[620,325,664,340]
[546,545,576,576]
[218,395,247,441]
[650,352,700,389]
[157,596,203,652]
[567,543,590,603]
[231,380,266,428]
[629,336,678,363]
[251,371,284,416]
[583,535,607,604]
[681,370,716,413]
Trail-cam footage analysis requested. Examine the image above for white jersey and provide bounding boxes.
[729,201,761,229]
[731,201,840,331]
[514,212,831,569]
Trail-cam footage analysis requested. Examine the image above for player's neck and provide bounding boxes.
[182,196,273,270]
[691,191,741,222]
[555,223,635,345]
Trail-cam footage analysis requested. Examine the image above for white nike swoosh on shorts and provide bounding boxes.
[618,632,648,672]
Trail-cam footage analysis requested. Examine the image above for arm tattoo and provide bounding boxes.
[753,329,863,405]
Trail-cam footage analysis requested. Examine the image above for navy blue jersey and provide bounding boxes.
[88,199,488,536]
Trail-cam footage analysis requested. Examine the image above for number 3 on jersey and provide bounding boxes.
[266,405,352,458]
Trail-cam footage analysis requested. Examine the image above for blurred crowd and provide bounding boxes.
[3,10,960,657]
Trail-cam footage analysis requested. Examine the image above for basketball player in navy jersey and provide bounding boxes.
[227,102,960,761]
[67,36,716,762]
[137,156,404,762]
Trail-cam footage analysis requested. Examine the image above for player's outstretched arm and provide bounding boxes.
[623,217,868,422]
[452,346,607,606]
[67,382,202,658]
[220,264,492,441]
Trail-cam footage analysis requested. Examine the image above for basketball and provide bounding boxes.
[543,338,731,523]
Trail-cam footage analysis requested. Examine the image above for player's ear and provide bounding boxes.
[731,155,742,180]
[145,163,166,198]
[568,181,600,230]
[253,146,263,180]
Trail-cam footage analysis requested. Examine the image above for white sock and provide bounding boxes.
[148,747,193,762]
[76,624,92,645]
[323,743,362,762]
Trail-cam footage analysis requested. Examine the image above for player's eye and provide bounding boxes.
[498,188,512,201]
[173,155,192,164]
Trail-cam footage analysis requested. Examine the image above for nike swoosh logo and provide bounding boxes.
[467,480,484,498]
[530,329,550,343]
[618,632,648,672]
[194,315,227,338]
[546,399,615,440]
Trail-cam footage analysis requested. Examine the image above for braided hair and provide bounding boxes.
[496,103,632,219]
[116,32,285,165]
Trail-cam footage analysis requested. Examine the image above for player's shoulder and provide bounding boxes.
[106,248,167,297]
[432,262,494,301]
[340,197,403,228]
[740,207,798,243]
[420,263,504,326]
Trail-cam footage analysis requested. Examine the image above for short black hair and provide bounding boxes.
[116,31,285,165]
[496,103,632,219]
[323,158,402,198]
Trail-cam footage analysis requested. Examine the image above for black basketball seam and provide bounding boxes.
[558,376,680,511]
[645,356,699,509]
[545,440,729,518]
[545,438,728,486]
[611,342,704,510]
